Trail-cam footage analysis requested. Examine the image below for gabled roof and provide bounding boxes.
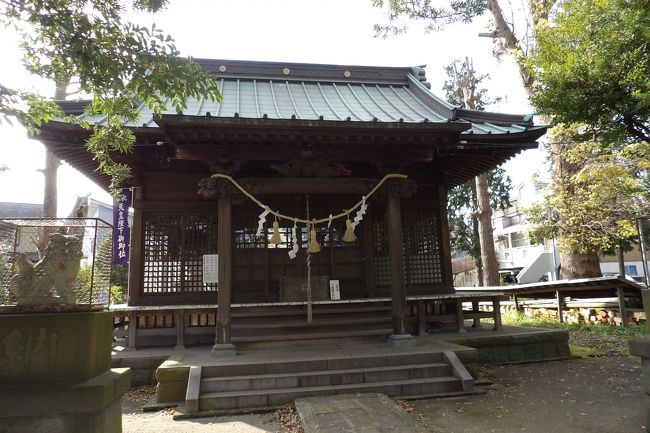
[42,59,546,190]
[77,59,537,136]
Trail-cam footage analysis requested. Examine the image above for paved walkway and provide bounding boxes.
[294,393,418,433]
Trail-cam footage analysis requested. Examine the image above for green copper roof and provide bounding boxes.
[76,59,535,136]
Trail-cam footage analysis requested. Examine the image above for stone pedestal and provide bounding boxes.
[0,311,130,433]
[629,337,650,428]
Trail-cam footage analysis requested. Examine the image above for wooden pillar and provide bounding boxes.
[556,290,564,323]
[617,244,629,327]
[492,297,502,331]
[362,211,376,297]
[471,300,481,329]
[214,194,234,348]
[127,187,143,305]
[175,310,185,350]
[127,311,137,349]
[417,300,427,335]
[617,287,629,328]
[455,299,467,333]
[387,192,408,335]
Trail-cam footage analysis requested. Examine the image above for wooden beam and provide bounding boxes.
[201,177,417,197]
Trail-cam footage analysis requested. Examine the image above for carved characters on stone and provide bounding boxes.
[0,328,58,375]
[10,233,83,305]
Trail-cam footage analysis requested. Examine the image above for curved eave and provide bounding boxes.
[36,121,164,190]
[462,126,547,143]
[154,113,472,133]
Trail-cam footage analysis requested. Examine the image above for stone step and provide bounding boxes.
[201,351,444,377]
[198,376,463,411]
[230,327,393,343]
[200,362,452,393]
[231,314,390,330]
[232,305,391,318]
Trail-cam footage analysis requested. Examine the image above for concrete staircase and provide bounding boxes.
[184,350,474,415]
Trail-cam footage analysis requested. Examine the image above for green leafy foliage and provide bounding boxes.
[74,263,93,303]
[110,285,125,304]
[525,125,650,254]
[0,1,222,193]
[531,0,650,144]
[372,0,486,36]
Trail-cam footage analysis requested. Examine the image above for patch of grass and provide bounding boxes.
[502,313,647,338]
[570,344,600,358]
[503,313,646,357]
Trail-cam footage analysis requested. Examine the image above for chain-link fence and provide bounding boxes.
[0,218,113,307]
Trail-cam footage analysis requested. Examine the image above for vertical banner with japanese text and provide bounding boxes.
[113,188,132,265]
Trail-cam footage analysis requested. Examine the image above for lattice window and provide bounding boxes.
[234,207,266,249]
[372,213,391,287]
[183,215,218,292]
[143,214,217,294]
[403,210,443,285]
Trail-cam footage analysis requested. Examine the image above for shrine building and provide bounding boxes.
[38,59,546,350]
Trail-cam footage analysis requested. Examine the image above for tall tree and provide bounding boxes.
[530,0,650,145]
[444,58,509,286]
[0,0,221,193]
[524,0,650,275]
[372,0,604,278]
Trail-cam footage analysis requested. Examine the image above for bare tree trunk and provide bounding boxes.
[471,183,484,286]
[475,173,500,286]
[43,150,60,218]
[38,84,67,253]
[551,139,602,279]
[559,252,601,279]
[480,3,603,279]
[42,83,68,218]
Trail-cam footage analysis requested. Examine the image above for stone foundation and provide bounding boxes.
[450,328,570,364]
[0,311,130,433]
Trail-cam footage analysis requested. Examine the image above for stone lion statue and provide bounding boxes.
[10,233,83,305]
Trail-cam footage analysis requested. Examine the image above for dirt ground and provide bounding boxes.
[122,355,645,433]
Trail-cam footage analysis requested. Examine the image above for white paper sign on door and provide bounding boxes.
[203,254,219,285]
[329,280,340,300]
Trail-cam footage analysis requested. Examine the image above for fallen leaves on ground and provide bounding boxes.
[124,385,157,403]
[273,404,304,433]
